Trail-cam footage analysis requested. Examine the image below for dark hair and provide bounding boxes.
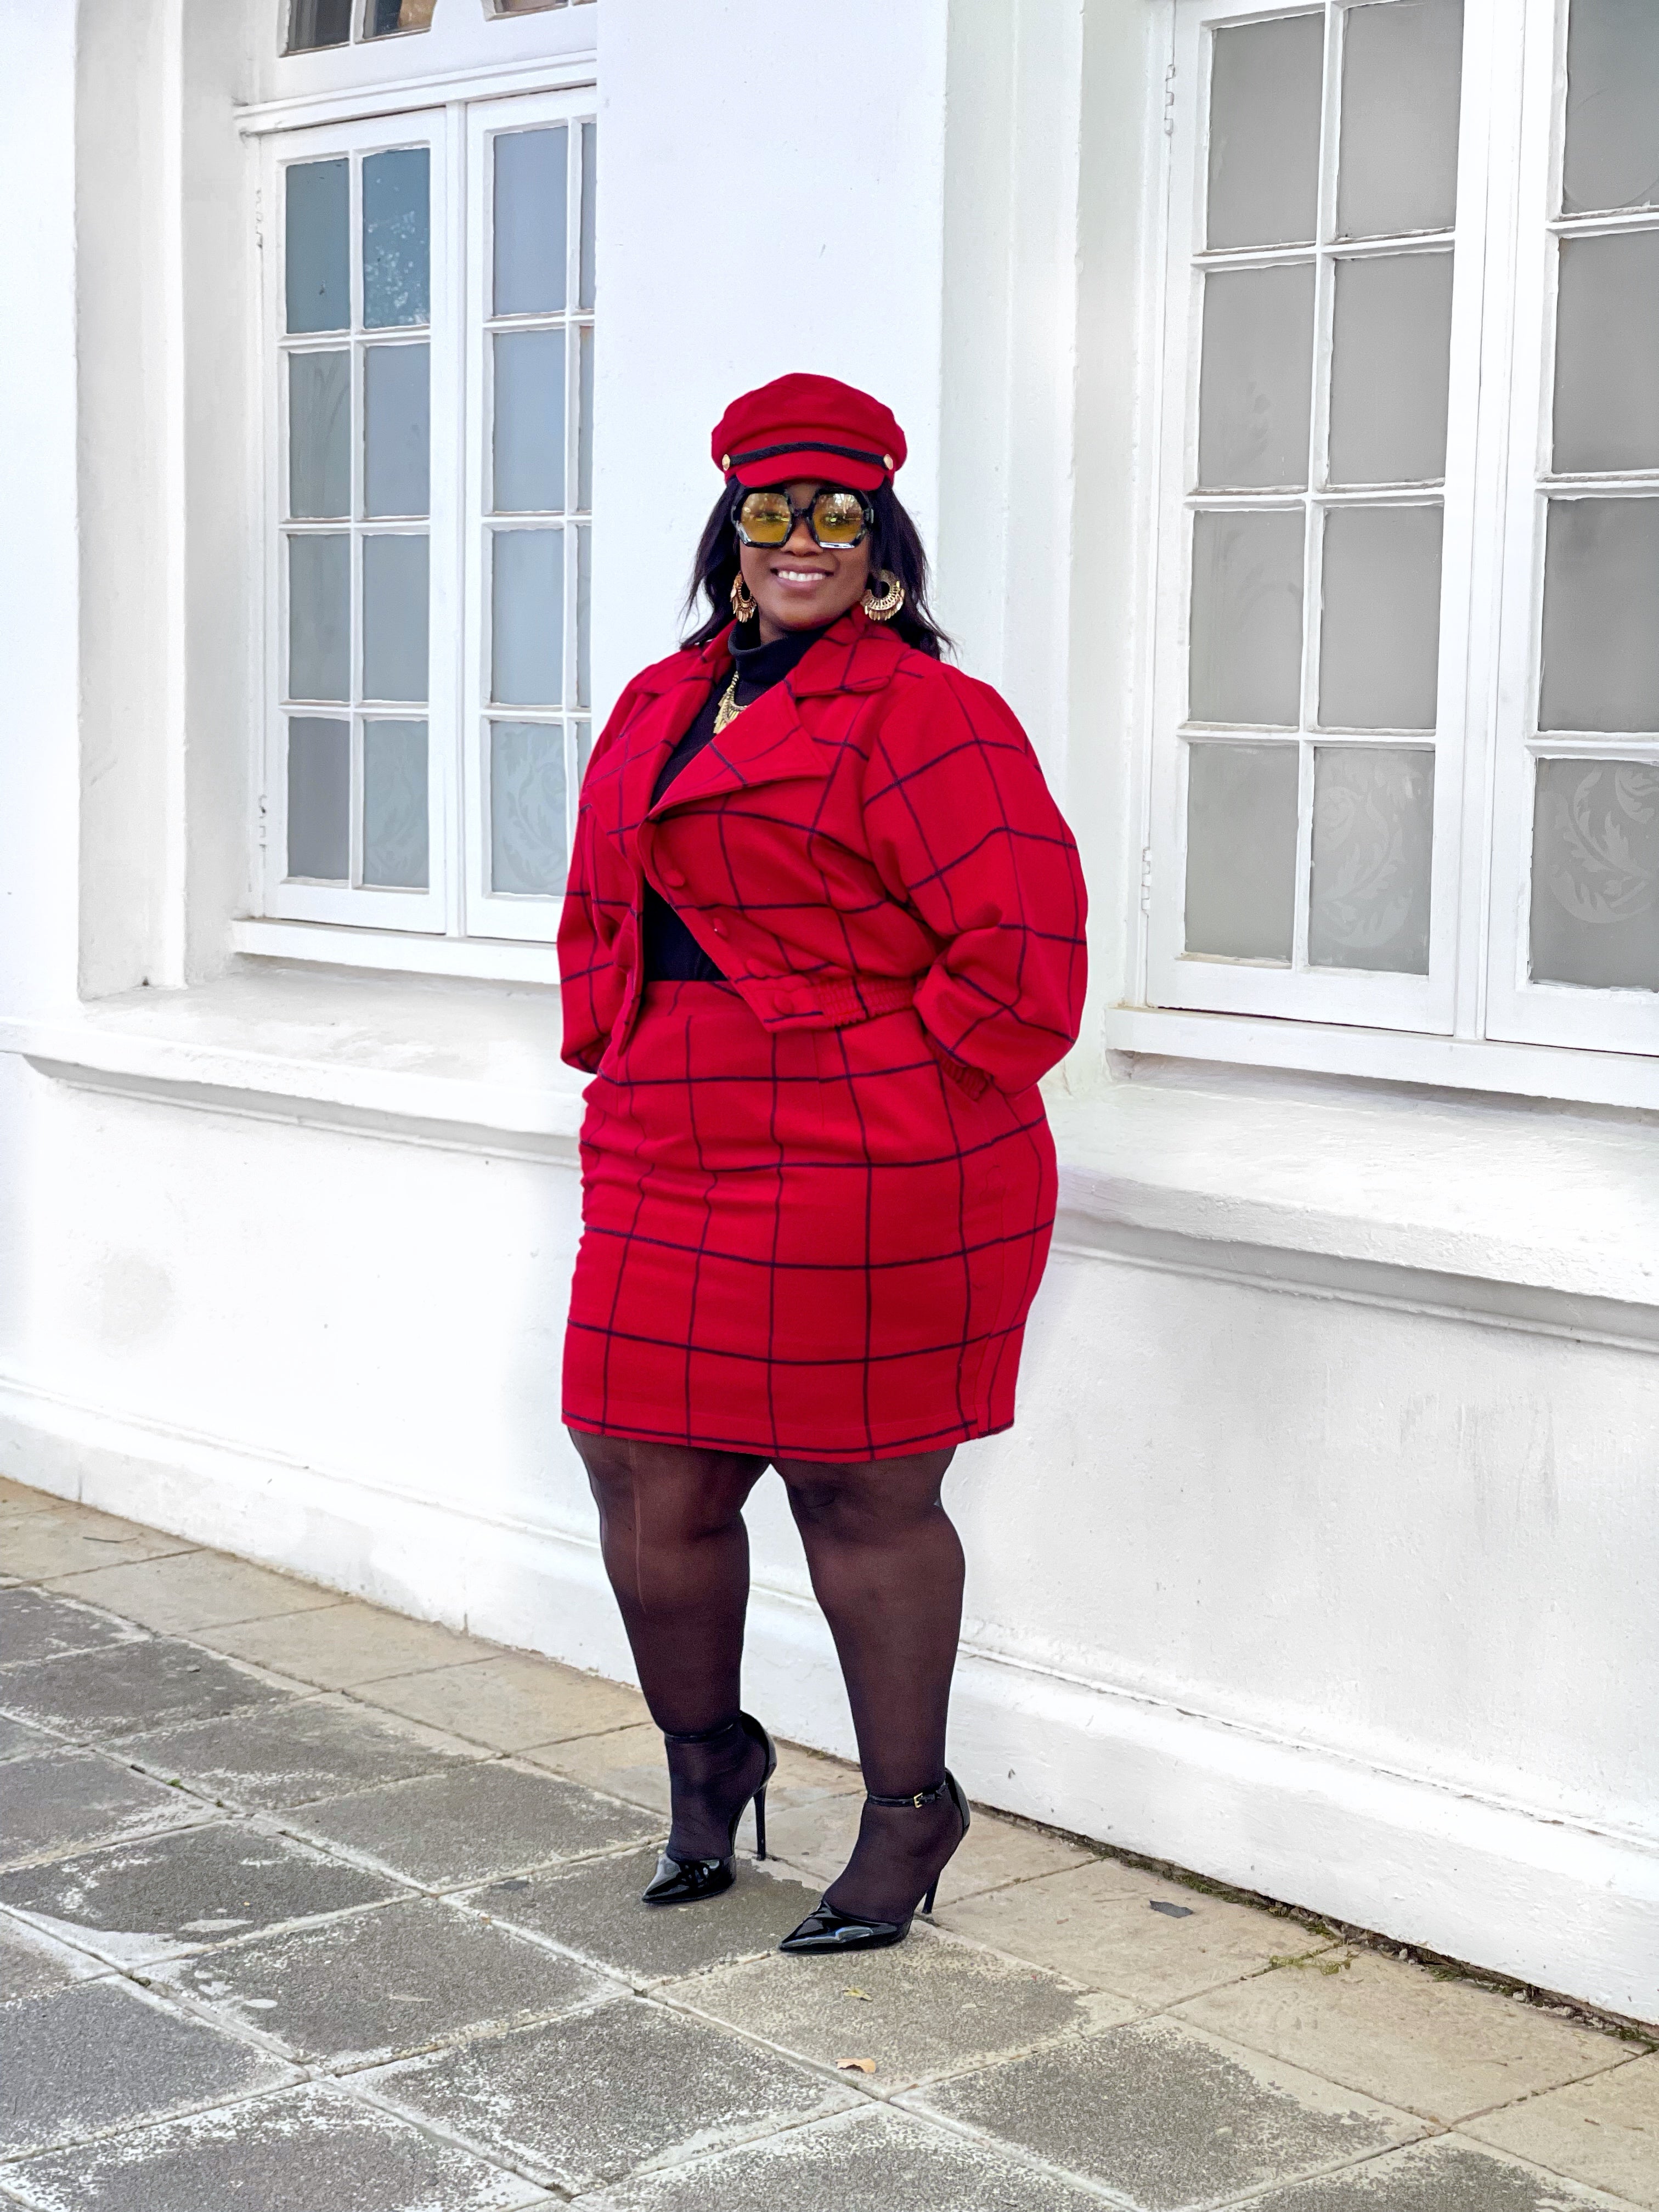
[680,482,951,659]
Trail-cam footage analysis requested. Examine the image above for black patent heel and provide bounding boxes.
[641,1712,776,1908]
[778,1771,970,1954]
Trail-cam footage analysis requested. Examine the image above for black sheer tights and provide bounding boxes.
[571,1433,966,1920]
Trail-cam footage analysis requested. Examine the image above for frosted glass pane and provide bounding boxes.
[1328,253,1453,486]
[288,349,349,520]
[285,160,348,335]
[1198,264,1316,490]
[1319,505,1443,729]
[362,149,430,330]
[365,0,436,33]
[576,524,591,709]
[1189,509,1305,726]
[1531,759,1659,987]
[286,0,350,55]
[1185,742,1299,961]
[362,534,429,703]
[494,128,568,316]
[492,0,562,10]
[493,330,565,514]
[364,344,430,518]
[287,534,349,703]
[579,120,597,312]
[1207,15,1323,250]
[287,718,348,881]
[363,719,428,888]
[1310,746,1434,972]
[490,723,567,894]
[574,719,593,788]
[577,324,594,511]
[1563,0,1659,215]
[492,529,564,707]
[1338,0,1463,239]
[1541,500,1659,732]
[1553,233,1659,475]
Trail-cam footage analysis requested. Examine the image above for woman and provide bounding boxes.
[558,373,1086,1953]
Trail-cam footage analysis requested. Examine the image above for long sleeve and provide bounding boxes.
[861,665,1087,1094]
[556,679,646,1073]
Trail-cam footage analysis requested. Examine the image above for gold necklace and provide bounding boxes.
[712,669,746,736]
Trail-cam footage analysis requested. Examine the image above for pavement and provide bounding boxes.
[0,1476,1655,2211]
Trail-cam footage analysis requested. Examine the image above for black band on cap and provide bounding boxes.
[727,439,889,472]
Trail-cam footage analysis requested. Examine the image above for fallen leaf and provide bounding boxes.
[837,2057,877,2074]
[842,1987,872,2001]
[1149,1900,1194,1919]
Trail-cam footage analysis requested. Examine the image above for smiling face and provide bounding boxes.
[737,479,873,644]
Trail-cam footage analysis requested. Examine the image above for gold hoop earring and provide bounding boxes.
[730,572,758,623]
[861,569,905,623]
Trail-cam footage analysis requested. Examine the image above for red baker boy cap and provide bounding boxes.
[712,373,906,495]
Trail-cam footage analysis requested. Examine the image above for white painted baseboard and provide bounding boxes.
[2,1372,1654,2024]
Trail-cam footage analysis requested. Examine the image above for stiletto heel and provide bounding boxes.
[778,1770,970,1953]
[641,1712,777,1907]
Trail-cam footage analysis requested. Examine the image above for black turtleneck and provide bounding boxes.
[642,623,827,983]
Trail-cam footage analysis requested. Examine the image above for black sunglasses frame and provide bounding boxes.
[730,487,875,551]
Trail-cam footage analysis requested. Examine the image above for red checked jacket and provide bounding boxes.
[557,604,1087,1098]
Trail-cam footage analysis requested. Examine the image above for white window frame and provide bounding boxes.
[1124,0,1659,1108]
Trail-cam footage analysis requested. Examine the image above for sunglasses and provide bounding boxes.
[732,487,873,550]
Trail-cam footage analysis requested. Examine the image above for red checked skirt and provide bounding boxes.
[563,981,1058,1463]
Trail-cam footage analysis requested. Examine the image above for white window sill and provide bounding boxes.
[3,966,1655,1341]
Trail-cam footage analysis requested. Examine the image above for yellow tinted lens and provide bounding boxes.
[812,491,866,545]
[738,492,792,545]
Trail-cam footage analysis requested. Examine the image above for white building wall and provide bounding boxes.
[0,0,1654,2023]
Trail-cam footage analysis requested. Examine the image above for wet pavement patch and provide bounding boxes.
[123,1699,482,1814]
[159,1895,614,2067]
[0,1749,202,1869]
[0,1590,144,1671]
[0,1820,403,1965]
[0,1976,290,2159]
[0,1638,293,1742]
[287,1760,657,1887]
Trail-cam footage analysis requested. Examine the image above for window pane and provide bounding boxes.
[1189,509,1305,726]
[287,718,349,881]
[1540,499,1659,732]
[493,329,566,513]
[1197,263,1316,491]
[1563,0,1659,216]
[365,0,437,33]
[494,128,568,316]
[364,343,430,518]
[285,0,351,53]
[1328,252,1454,486]
[492,529,564,706]
[1206,15,1323,251]
[1553,233,1659,475]
[1310,745,1434,972]
[574,719,592,789]
[287,534,349,702]
[1319,505,1443,730]
[363,720,430,888]
[288,349,349,520]
[490,0,564,11]
[1531,759,1659,988]
[490,723,567,894]
[362,148,430,330]
[1184,741,1300,961]
[362,534,430,702]
[576,523,591,709]
[579,120,597,313]
[285,160,348,335]
[577,324,594,511]
[1337,0,1463,239]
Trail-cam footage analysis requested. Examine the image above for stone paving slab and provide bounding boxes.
[1181,1948,1633,2126]
[467,1847,826,1985]
[364,1654,650,1752]
[0,1718,53,1764]
[157,1895,616,2067]
[0,1917,103,2002]
[0,1820,404,1967]
[572,2102,1108,2210]
[368,1993,855,2196]
[42,1550,342,1637]
[0,1590,144,1669]
[0,1977,291,2159]
[2,2081,552,2211]
[668,1921,1110,2092]
[198,1602,488,1690]
[0,1637,293,1742]
[1240,2132,1641,2210]
[123,1694,484,1812]
[0,1507,194,1583]
[937,1852,1322,2005]
[760,1787,1093,1908]
[0,1748,202,1869]
[286,1762,658,1887]
[522,1720,862,1818]
[1465,2055,1659,2210]
[910,2013,1420,2208]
